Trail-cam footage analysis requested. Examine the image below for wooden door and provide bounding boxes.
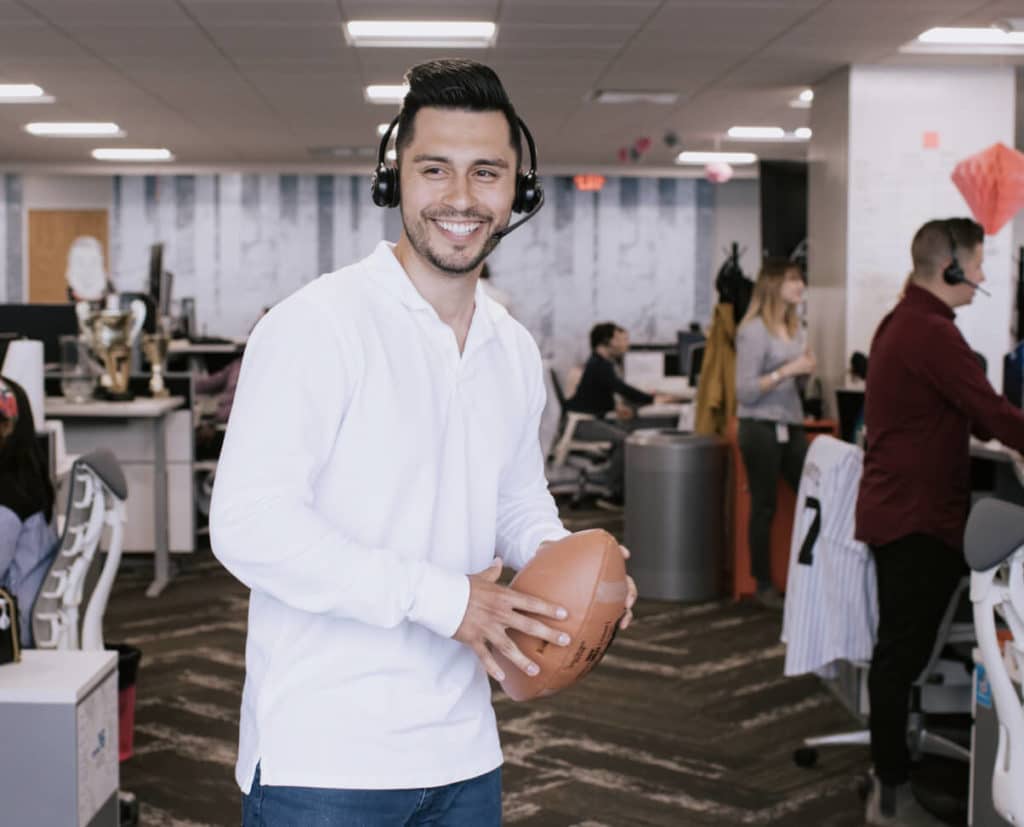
[28,209,109,303]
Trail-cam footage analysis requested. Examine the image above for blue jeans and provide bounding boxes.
[241,763,502,826]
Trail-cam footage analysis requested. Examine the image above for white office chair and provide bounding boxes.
[966,498,1024,825]
[32,449,127,651]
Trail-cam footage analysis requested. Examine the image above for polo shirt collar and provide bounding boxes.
[370,241,501,348]
[903,281,955,320]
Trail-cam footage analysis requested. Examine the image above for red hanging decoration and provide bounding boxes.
[705,162,733,183]
[951,142,1024,235]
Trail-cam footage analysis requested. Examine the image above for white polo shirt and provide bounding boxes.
[210,241,568,793]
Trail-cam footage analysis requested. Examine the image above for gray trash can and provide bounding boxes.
[624,430,727,602]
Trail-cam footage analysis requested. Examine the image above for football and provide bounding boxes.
[496,529,629,701]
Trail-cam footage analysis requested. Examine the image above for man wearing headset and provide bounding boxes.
[210,59,636,825]
[856,218,1024,825]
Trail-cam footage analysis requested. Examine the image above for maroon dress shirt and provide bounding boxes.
[855,283,1024,551]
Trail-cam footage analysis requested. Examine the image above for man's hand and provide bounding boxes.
[614,403,636,421]
[453,558,572,683]
[619,544,638,630]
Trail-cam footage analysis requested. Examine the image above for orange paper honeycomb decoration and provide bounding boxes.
[951,142,1024,236]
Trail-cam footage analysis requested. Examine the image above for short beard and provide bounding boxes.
[401,208,501,276]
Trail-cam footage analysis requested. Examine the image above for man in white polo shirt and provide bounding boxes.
[211,59,636,825]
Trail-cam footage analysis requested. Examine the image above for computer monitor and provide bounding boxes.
[148,243,172,319]
[0,303,79,367]
[677,331,705,380]
[0,331,18,366]
[1004,341,1024,407]
[836,388,866,444]
[687,343,706,388]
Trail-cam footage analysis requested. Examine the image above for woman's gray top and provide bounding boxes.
[735,316,805,424]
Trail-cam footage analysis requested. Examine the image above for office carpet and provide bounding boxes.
[104,505,965,827]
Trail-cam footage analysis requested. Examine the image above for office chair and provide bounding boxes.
[789,438,974,768]
[32,449,127,651]
[546,368,613,506]
[965,498,1024,825]
[794,576,974,767]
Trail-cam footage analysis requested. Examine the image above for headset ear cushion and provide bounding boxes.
[514,172,541,214]
[944,260,964,285]
[371,167,400,208]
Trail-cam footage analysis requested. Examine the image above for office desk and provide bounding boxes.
[45,396,188,598]
[632,376,697,400]
[970,439,1024,506]
[168,339,244,374]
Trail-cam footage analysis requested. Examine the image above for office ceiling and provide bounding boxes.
[0,0,1022,171]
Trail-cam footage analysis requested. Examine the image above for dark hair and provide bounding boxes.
[590,322,622,351]
[850,351,868,381]
[0,376,54,523]
[395,59,522,168]
[911,217,984,276]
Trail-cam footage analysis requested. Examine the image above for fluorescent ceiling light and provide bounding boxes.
[727,126,785,140]
[592,90,678,105]
[26,122,123,138]
[92,148,173,162]
[345,21,496,48]
[676,151,757,165]
[365,84,409,104]
[376,122,391,136]
[725,126,810,142]
[0,83,54,103]
[918,27,1024,45]
[799,89,814,103]
[903,26,1024,54]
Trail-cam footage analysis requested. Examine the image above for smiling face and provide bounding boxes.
[397,107,518,277]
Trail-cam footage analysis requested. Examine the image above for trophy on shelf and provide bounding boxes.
[142,329,170,398]
[75,298,147,401]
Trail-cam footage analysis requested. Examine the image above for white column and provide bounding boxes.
[809,65,1016,403]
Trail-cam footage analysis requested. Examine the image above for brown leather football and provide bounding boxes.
[496,529,629,701]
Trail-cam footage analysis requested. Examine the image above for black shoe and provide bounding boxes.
[756,586,785,611]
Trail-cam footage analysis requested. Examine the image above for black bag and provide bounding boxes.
[0,587,20,665]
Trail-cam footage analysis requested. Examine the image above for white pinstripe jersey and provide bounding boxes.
[781,436,878,678]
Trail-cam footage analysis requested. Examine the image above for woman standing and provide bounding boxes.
[735,259,816,609]
[0,376,57,645]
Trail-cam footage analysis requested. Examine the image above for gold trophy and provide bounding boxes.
[142,331,170,398]
[76,299,147,401]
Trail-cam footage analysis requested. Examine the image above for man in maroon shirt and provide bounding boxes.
[856,218,1024,825]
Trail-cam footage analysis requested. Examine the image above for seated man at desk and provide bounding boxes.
[566,322,674,506]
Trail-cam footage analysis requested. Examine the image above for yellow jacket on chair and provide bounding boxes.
[695,303,738,436]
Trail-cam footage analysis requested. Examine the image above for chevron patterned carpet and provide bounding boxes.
[103,506,964,826]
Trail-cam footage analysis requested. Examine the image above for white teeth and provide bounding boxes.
[437,220,479,236]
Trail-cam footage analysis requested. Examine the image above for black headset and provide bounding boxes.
[942,221,966,287]
[370,113,543,216]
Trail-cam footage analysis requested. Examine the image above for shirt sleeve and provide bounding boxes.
[734,321,765,405]
[209,296,470,639]
[610,372,655,407]
[593,358,652,407]
[495,341,570,571]
[0,507,21,588]
[918,321,1024,453]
